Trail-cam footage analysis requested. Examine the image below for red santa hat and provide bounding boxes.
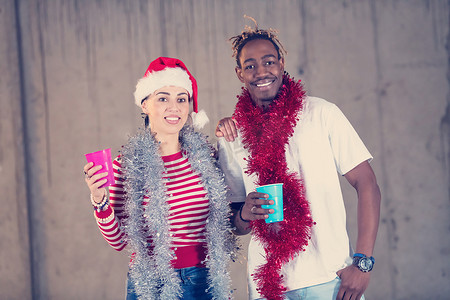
[134,57,208,128]
[134,57,199,111]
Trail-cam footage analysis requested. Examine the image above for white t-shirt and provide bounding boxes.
[218,96,373,299]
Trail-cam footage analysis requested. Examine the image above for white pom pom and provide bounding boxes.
[191,110,209,129]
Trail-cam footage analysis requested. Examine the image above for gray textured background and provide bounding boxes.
[1,0,449,299]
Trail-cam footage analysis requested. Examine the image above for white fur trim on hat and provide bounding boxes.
[191,109,209,129]
[134,68,193,107]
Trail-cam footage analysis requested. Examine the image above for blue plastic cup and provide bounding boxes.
[256,183,283,223]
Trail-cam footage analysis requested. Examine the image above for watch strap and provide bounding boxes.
[353,253,375,263]
[353,253,366,258]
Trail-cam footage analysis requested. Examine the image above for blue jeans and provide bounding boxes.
[126,266,212,300]
[257,278,365,300]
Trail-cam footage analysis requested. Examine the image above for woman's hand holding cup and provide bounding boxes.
[83,162,108,203]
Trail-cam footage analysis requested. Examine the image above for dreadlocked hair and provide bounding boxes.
[229,15,287,68]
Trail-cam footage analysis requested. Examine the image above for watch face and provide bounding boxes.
[358,257,373,271]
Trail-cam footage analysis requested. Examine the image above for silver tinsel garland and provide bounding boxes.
[120,126,237,299]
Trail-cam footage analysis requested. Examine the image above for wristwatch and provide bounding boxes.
[352,253,375,272]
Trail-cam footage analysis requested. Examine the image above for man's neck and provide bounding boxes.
[253,98,274,110]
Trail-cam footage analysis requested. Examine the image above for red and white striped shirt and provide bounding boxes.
[94,151,210,268]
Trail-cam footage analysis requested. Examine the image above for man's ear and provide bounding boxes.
[279,57,285,71]
[235,66,245,83]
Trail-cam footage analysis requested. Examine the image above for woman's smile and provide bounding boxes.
[164,115,182,124]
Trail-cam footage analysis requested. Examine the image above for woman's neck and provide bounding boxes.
[155,133,181,156]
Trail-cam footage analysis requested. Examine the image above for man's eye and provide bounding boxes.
[244,65,254,70]
[265,61,275,65]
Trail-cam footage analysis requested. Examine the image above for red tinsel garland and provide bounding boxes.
[233,74,315,300]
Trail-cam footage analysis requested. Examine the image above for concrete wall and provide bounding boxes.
[0,0,449,299]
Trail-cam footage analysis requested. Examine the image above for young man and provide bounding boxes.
[216,22,381,300]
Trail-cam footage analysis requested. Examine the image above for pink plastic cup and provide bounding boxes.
[85,148,114,188]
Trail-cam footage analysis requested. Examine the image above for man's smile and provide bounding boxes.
[253,78,276,88]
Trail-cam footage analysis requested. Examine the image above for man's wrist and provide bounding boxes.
[352,253,375,272]
[231,204,251,235]
[239,204,251,222]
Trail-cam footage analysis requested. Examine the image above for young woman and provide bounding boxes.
[83,57,235,300]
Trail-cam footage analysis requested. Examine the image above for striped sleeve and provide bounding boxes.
[93,156,127,251]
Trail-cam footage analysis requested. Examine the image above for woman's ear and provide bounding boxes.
[141,99,148,114]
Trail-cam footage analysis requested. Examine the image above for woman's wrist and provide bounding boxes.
[90,191,109,212]
[92,194,104,204]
